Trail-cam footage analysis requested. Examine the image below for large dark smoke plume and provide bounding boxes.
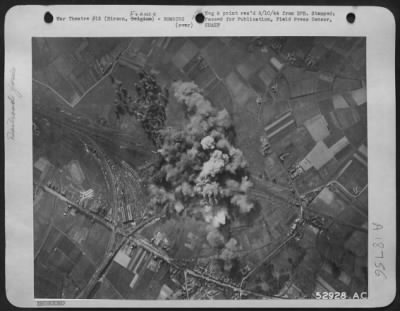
[150,81,254,227]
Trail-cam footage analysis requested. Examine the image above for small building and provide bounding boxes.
[270,57,284,71]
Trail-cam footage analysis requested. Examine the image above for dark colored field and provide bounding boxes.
[130,268,157,299]
[295,167,324,193]
[282,37,314,57]
[337,159,368,195]
[291,97,321,125]
[202,38,236,78]
[318,158,340,181]
[58,234,83,261]
[70,255,96,289]
[334,143,355,163]
[344,121,367,147]
[47,248,77,274]
[112,64,140,94]
[206,81,234,114]
[333,78,362,92]
[74,77,115,123]
[92,278,123,299]
[34,273,61,298]
[356,189,368,212]
[191,37,211,49]
[81,223,112,265]
[106,261,136,297]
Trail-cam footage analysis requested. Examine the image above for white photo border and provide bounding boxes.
[4,5,396,308]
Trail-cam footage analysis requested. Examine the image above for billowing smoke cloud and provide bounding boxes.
[206,228,225,248]
[219,238,239,272]
[149,81,254,226]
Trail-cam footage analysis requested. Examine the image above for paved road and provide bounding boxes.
[249,188,295,209]
[35,108,129,226]
[51,119,121,251]
[76,235,127,299]
[33,39,133,108]
[129,234,288,299]
[238,234,296,299]
[76,215,163,299]
[251,179,368,231]
[42,185,115,231]
[40,183,289,300]
[301,179,367,201]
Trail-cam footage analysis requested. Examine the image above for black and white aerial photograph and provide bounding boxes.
[32,36,368,300]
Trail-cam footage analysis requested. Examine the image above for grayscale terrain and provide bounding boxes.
[32,37,367,299]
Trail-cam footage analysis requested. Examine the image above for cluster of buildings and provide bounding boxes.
[96,238,180,299]
[33,151,113,299]
[33,153,107,217]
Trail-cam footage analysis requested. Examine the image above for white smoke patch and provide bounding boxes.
[149,184,175,210]
[215,137,230,151]
[231,194,254,213]
[206,228,225,248]
[203,204,213,223]
[198,150,229,182]
[218,238,240,272]
[225,147,247,173]
[174,201,184,213]
[239,176,253,192]
[201,135,215,150]
[212,208,228,228]
[187,145,199,159]
[202,205,228,228]
[176,181,195,198]
[214,109,232,130]
[149,81,254,223]
[163,164,179,183]
[220,238,238,260]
